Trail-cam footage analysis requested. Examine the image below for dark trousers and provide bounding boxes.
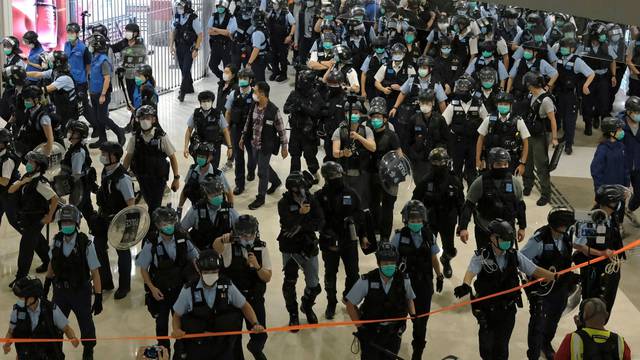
[208,43,231,80]
[432,214,457,258]
[298,37,315,64]
[629,170,640,211]
[321,241,359,303]
[477,304,517,360]
[16,219,49,279]
[523,134,551,197]
[322,136,335,163]
[358,324,404,360]
[580,262,621,313]
[90,93,123,143]
[370,176,397,241]
[124,78,136,104]
[176,43,195,94]
[232,124,256,189]
[153,288,181,351]
[411,160,430,185]
[345,172,370,209]
[243,296,267,353]
[271,40,289,77]
[629,78,640,97]
[526,287,569,360]
[410,276,433,353]
[0,192,21,234]
[557,91,578,147]
[252,56,267,83]
[211,143,222,170]
[253,148,279,198]
[93,216,131,290]
[137,175,166,215]
[582,74,611,126]
[289,131,319,174]
[450,136,477,187]
[53,285,96,350]
[76,83,96,129]
[474,226,491,250]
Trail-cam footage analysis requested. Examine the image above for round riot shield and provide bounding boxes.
[52,173,72,197]
[107,205,151,250]
[34,142,66,179]
[378,151,412,196]
[562,283,582,317]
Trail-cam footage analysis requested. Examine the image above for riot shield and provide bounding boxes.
[378,151,412,196]
[34,141,66,179]
[107,205,151,250]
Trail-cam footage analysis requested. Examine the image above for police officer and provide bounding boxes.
[171,250,265,359]
[3,276,80,359]
[425,13,453,57]
[131,64,159,111]
[623,96,640,224]
[213,215,272,360]
[375,43,416,114]
[320,70,348,163]
[628,31,640,98]
[476,91,530,175]
[412,148,465,278]
[314,161,365,319]
[2,36,24,68]
[574,184,626,313]
[344,16,369,79]
[284,69,322,176]
[94,142,135,299]
[87,33,125,148]
[136,206,199,354]
[325,45,360,94]
[15,85,58,157]
[207,0,236,82]
[521,207,576,360]
[170,0,204,102]
[247,11,270,82]
[22,31,45,85]
[9,152,57,281]
[406,90,449,182]
[474,67,501,115]
[60,120,97,222]
[450,14,476,67]
[225,68,256,195]
[278,171,324,328]
[232,0,253,67]
[111,22,147,104]
[554,37,595,153]
[64,23,96,133]
[0,128,21,234]
[454,219,556,360]
[183,90,232,169]
[267,0,296,82]
[345,242,416,359]
[431,35,464,96]
[44,204,102,360]
[458,147,527,249]
[442,75,488,186]
[1,38,25,121]
[391,200,444,359]
[465,40,509,89]
[294,0,319,63]
[181,174,239,250]
[123,105,180,214]
[308,31,338,78]
[360,36,388,101]
[522,71,559,206]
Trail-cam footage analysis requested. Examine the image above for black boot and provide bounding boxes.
[440,255,453,279]
[411,340,426,360]
[288,312,300,333]
[593,116,600,129]
[247,341,267,360]
[300,285,321,324]
[82,347,94,360]
[282,280,299,332]
[584,118,593,136]
[325,301,337,320]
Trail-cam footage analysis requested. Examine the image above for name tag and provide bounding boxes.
[343,195,352,205]
[253,247,264,251]
[543,244,555,250]
[504,183,513,193]
[370,282,380,289]
[427,183,434,192]
[451,66,458,70]
[177,239,185,244]
[596,236,606,244]
[400,237,411,244]
[265,120,274,126]
[17,312,26,320]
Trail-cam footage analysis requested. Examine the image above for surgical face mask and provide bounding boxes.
[615,129,625,141]
[125,31,134,40]
[61,225,76,235]
[482,50,492,58]
[534,34,545,42]
[468,1,477,8]
[599,34,607,43]
[140,120,153,131]
[160,224,175,235]
[373,47,385,55]
[491,167,509,179]
[371,118,384,129]
[632,113,640,122]
[438,23,448,32]
[441,47,451,56]
[239,79,250,87]
[482,81,494,89]
[100,155,111,165]
[67,33,77,42]
[392,54,403,62]
[562,32,575,40]
[457,9,466,15]
[404,34,415,44]
[196,156,207,167]
[25,163,35,173]
[252,93,260,102]
[560,47,571,56]
[526,23,535,31]
[200,101,213,111]
[209,194,224,206]
[223,73,232,82]
[4,48,12,55]
[202,272,219,287]
[24,100,35,110]
[497,104,511,115]
[325,15,334,21]
[497,240,511,251]
[350,113,360,123]
[379,8,385,15]
[380,264,396,277]
[88,45,95,53]
[418,68,429,78]
[420,104,432,114]
[523,51,534,60]
[217,7,226,14]
[408,222,423,233]
[323,42,334,50]
[16,299,25,308]
[134,76,145,86]
[177,7,185,15]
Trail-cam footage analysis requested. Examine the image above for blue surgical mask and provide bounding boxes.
[482,50,492,58]
[441,47,451,55]
[380,264,396,277]
[209,195,224,206]
[523,51,534,60]
[615,129,625,141]
[217,7,225,14]
[534,35,544,42]
[135,77,144,86]
[67,33,77,42]
[4,48,12,56]
[239,79,250,87]
[61,225,76,235]
[371,118,384,129]
[160,225,175,235]
[196,156,207,167]
[392,54,403,62]
[16,299,25,308]
[25,163,35,173]
[632,113,640,122]
[497,104,511,115]
[323,42,334,50]
[350,113,360,123]
[482,81,494,89]
[24,100,35,109]
[325,15,334,21]
[404,34,415,44]
[498,240,511,251]
[599,34,607,43]
[408,223,423,233]
[560,47,571,56]
[375,47,385,54]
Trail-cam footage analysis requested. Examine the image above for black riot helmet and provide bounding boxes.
[152,206,178,227]
[547,207,575,229]
[321,161,344,180]
[390,43,407,61]
[12,276,43,299]
[454,75,474,95]
[488,219,516,245]
[285,171,307,191]
[66,120,90,139]
[600,117,624,137]
[625,96,640,113]
[372,36,388,50]
[416,56,435,68]
[334,45,352,65]
[488,147,511,168]
[49,51,69,70]
[25,151,49,173]
[2,65,27,87]
[196,249,222,272]
[494,91,514,104]
[22,85,44,101]
[526,12,543,28]
[125,23,141,35]
[66,23,81,34]
[428,147,450,166]
[194,142,214,158]
[453,14,471,32]
[401,200,428,224]
[0,128,12,144]
[135,64,153,79]
[297,69,316,89]
[523,71,545,89]
[595,184,627,207]
[88,33,109,53]
[252,10,267,28]
[376,242,398,264]
[326,68,344,87]
[238,67,255,81]
[559,37,578,50]
[99,141,124,161]
[58,204,82,225]
[197,90,216,102]
[2,36,20,54]
[503,7,519,20]
[478,66,497,88]
[90,23,109,38]
[478,40,496,56]
[136,104,158,120]
[175,0,194,12]
[418,89,436,104]
[233,214,259,237]
[201,173,225,195]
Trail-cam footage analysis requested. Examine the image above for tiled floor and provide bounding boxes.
[1,75,639,360]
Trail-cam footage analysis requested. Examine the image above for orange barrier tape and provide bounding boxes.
[2,238,639,344]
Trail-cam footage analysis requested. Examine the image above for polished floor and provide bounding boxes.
[1,74,639,360]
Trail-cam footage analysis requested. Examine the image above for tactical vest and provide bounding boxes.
[451,34,470,64]
[556,55,580,92]
[221,240,267,299]
[381,60,410,88]
[479,89,498,114]
[230,89,253,128]
[51,232,91,289]
[180,278,243,336]
[210,12,232,46]
[20,105,59,151]
[496,24,518,43]
[417,171,460,215]
[18,176,49,220]
[0,150,20,194]
[347,36,369,71]
[371,127,396,170]
[397,227,434,281]
[131,129,170,179]
[476,173,517,223]
[407,76,438,105]
[359,269,408,321]
[96,165,128,217]
[485,114,522,160]
[216,82,237,112]
[525,93,553,136]
[174,13,198,47]
[188,200,232,250]
[575,329,621,360]
[633,40,640,69]
[512,58,541,97]
[449,95,483,138]
[60,142,92,178]
[183,165,223,204]
[473,56,500,83]
[582,44,612,73]
[473,247,521,307]
[150,235,190,291]
[193,108,223,145]
[339,123,370,173]
[532,225,572,272]
[365,54,387,89]
[50,70,78,121]
[12,299,64,360]
[268,11,290,39]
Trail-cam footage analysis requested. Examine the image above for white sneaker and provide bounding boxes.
[625,209,640,228]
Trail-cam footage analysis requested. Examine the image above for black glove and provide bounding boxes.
[92,293,103,315]
[115,67,125,77]
[436,274,444,293]
[43,278,52,299]
[176,207,183,220]
[454,283,472,299]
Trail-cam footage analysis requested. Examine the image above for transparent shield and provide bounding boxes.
[34,142,66,179]
[378,151,413,196]
[107,205,151,250]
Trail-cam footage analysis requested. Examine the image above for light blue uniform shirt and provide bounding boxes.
[207,13,238,35]
[173,278,246,315]
[48,233,101,270]
[464,57,509,81]
[467,248,538,276]
[390,230,441,256]
[180,202,239,231]
[252,30,267,49]
[361,53,388,72]
[556,54,595,77]
[224,88,253,111]
[41,70,76,92]
[9,301,68,331]
[509,58,558,79]
[135,235,199,269]
[399,76,448,103]
[346,270,416,306]
[512,44,559,64]
[172,13,203,33]
[520,230,569,261]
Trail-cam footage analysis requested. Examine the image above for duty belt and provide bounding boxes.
[346,169,361,177]
[54,280,88,290]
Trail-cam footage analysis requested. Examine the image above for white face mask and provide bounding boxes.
[16,299,25,308]
[222,73,232,82]
[420,104,433,114]
[177,7,185,15]
[200,101,213,111]
[202,273,219,287]
[125,31,134,40]
[252,93,260,102]
[140,120,153,131]
[100,155,111,165]
[438,23,448,32]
